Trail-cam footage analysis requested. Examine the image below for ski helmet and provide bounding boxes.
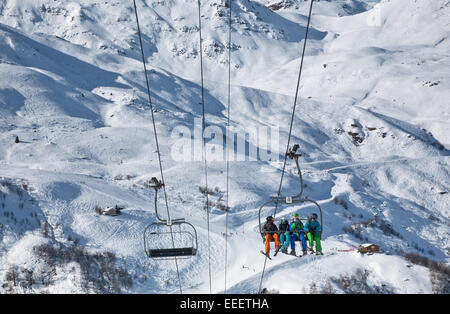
[266,216,274,222]
[293,213,299,218]
[311,213,318,219]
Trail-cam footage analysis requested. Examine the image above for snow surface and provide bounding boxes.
[0,0,449,294]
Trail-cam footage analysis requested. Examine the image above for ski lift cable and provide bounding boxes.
[197,0,213,295]
[258,0,315,294]
[132,0,183,294]
[224,0,233,294]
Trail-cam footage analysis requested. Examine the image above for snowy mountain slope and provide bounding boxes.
[0,0,449,293]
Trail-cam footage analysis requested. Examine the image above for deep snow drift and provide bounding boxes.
[0,0,449,294]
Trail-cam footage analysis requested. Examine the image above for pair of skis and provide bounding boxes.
[260,245,281,260]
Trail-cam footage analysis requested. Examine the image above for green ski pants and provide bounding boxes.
[307,232,322,252]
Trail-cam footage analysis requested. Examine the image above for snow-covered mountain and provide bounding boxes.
[0,0,449,294]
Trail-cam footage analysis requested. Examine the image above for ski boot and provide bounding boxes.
[302,250,307,256]
[316,251,323,256]
[308,246,315,254]
[281,248,288,254]
[290,250,296,256]
[260,251,272,259]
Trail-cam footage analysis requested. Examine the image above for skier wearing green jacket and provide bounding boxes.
[289,213,307,256]
[304,213,323,255]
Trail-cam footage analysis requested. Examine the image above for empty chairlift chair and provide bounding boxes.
[143,178,198,260]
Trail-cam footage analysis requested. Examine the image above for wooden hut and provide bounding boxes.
[358,243,380,253]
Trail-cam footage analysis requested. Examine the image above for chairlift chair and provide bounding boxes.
[143,177,198,260]
[258,145,323,239]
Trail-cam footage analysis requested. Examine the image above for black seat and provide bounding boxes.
[148,247,197,258]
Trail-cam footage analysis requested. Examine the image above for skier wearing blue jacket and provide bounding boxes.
[289,213,307,256]
[304,213,323,255]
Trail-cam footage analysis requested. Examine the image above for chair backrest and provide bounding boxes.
[148,247,197,258]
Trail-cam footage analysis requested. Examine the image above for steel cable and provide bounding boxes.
[258,0,315,294]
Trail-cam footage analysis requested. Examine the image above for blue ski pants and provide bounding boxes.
[280,233,290,249]
[290,232,307,251]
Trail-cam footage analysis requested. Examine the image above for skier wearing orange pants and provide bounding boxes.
[261,216,280,257]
